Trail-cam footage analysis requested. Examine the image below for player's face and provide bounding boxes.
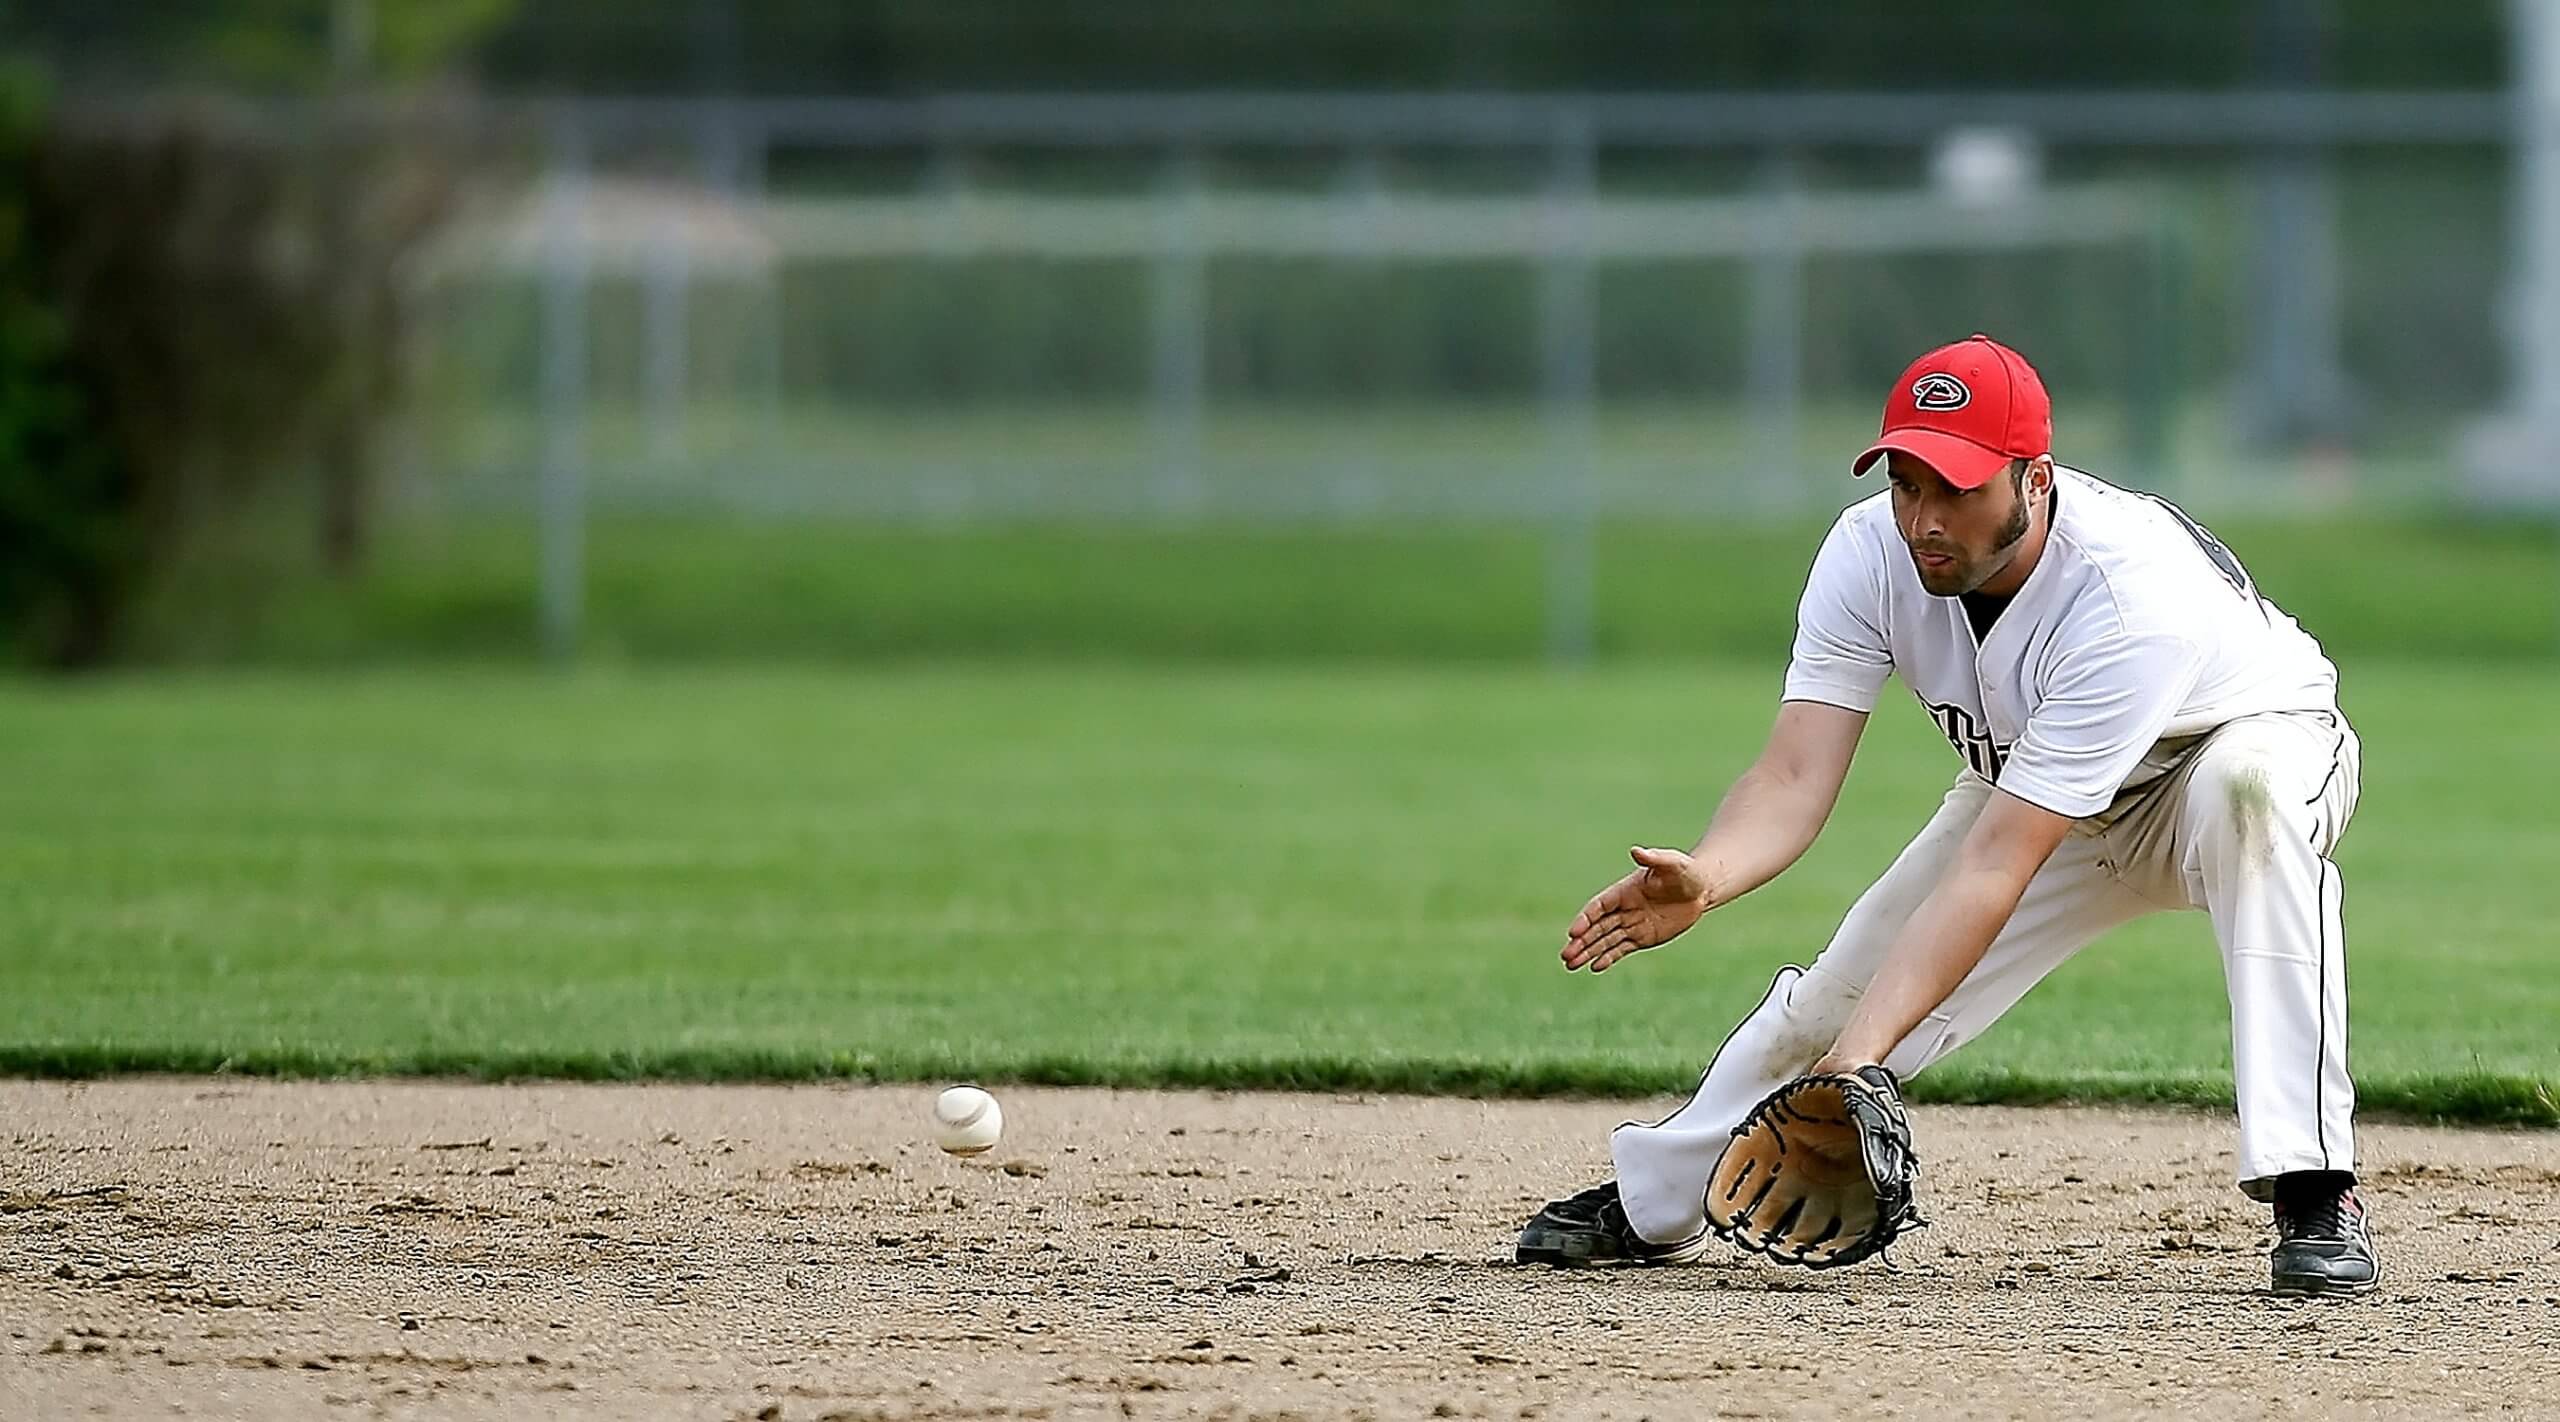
[1885,453,2033,597]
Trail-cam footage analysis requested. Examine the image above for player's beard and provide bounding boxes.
[1915,480,2034,597]
[1985,487,2032,566]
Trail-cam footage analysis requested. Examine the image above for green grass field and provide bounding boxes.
[3,661,2551,1122]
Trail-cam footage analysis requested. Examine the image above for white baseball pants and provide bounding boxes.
[1613,709,2362,1245]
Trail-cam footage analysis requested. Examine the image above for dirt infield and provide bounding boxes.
[3,1081,2555,1420]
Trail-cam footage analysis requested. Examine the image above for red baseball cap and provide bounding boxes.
[1851,334,2052,489]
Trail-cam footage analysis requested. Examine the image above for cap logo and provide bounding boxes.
[1911,373,1971,410]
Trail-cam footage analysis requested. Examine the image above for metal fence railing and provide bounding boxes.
[371,91,2551,657]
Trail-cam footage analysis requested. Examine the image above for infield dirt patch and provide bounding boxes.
[3,1080,2555,1419]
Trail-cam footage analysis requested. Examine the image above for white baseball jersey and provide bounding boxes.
[1782,466,2340,819]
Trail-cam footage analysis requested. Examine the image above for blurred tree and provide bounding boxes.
[206,0,523,89]
[0,0,518,92]
[0,91,459,667]
[0,0,500,613]
[0,66,129,666]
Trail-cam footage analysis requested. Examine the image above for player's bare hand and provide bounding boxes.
[1561,846,1714,972]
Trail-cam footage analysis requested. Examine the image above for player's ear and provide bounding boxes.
[2025,454,2054,496]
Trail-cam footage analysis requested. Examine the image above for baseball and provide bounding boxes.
[931,1085,1003,1155]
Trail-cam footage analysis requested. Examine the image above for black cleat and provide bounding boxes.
[2270,1177,2380,1297]
[1516,1180,1712,1267]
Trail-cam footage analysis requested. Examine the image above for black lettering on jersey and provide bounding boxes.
[1925,700,2008,780]
[2140,491,2256,599]
[2080,470,2261,602]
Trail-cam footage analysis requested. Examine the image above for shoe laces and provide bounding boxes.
[2276,1188,2354,1243]
[1564,1180,1620,1212]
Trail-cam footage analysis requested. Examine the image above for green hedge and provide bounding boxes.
[163,514,2558,667]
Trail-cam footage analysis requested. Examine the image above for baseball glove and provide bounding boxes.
[1703,1064,1923,1269]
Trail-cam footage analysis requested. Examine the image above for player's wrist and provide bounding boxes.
[1810,1048,1882,1077]
[1683,849,1727,911]
[1823,1014,1896,1067]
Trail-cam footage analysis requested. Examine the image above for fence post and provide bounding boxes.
[2129,205,2183,492]
[1150,152,1209,517]
[1539,114,1599,666]
[538,114,591,662]
[644,223,690,464]
[2239,152,2349,448]
[699,104,779,473]
[1745,153,1806,514]
[1331,150,1389,516]
[2512,0,2560,441]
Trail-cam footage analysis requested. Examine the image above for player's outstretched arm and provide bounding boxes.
[1561,700,1866,972]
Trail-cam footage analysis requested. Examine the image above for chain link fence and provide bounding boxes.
[375,93,2541,653]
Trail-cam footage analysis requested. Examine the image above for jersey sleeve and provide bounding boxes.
[1781,514,1893,713]
[1997,631,2205,818]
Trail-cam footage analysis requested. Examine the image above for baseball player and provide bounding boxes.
[1515,334,2376,1296]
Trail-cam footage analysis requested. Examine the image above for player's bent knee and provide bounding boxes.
[1705,965,1864,1089]
[2183,752,2308,866]
[1773,964,1862,1048]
